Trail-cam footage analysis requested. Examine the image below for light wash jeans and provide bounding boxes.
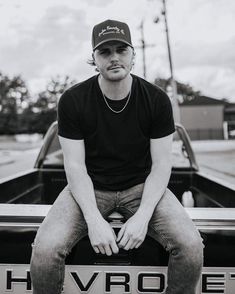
[30,184,204,294]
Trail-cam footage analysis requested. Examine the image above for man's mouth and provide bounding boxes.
[108,65,123,70]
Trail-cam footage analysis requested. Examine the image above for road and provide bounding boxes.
[191,141,235,187]
[0,148,40,179]
[196,151,235,187]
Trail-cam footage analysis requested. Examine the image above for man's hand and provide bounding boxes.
[87,217,119,256]
[116,213,149,250]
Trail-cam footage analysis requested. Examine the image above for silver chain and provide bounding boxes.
[102,90,132,114]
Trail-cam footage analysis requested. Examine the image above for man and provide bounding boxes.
[30,19,203,294]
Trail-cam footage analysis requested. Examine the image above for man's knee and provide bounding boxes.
[31,232,67,269]
[174,230,204,269]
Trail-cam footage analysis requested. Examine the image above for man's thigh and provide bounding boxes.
[148,188,201,250]
[34,186,117,251]
[34,185,88,252]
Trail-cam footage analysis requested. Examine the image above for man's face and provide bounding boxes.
[93,41,135,82]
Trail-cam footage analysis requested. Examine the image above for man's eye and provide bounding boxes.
[99,50,110,55]
[117,48,127,53]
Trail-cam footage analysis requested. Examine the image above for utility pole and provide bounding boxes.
[136,20,155,79]
[140,20,147,79]
[156,0,180,122]
[162,0,173,81]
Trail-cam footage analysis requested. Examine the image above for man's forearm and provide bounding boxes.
[136,161,172,221]
[64,163,120,255]
[65,164,102,224]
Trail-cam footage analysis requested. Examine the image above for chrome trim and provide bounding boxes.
[0,168,38,185]
[0,204,51,218]
[34,121,58,168]
[175,123,199,171]
[197,170,235,191]
[1,205,235,230]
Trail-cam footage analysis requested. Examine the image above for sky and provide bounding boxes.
[0,0,235,102]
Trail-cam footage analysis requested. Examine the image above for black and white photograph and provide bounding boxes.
[0,0,235,293]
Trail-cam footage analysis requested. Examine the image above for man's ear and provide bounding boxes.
[92,52,96,64]
[132,50,136,66]
[92,52,100,72]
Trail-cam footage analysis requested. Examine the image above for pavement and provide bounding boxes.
[192,140,235,152]
[0,134,42,165]
[190,140,235,187]
[0,151,16,166]
[0,148,40,179]
[0,135,42,178]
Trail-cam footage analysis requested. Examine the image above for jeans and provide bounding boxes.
[30,184,204,294]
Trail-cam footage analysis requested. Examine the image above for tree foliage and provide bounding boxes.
[34,75,76,112]
[154,77,201,103]
[0,72,31,134]
[0,72,30,113]
[0,73,77,134]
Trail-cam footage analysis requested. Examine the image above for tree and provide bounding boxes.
[0,73,77,134]
[34,75,76,112]
[30,75,77,133]
[154,77,201,103]
[0,72,30,134]
[0,72,30,113]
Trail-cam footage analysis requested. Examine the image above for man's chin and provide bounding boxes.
[106,72,128,81]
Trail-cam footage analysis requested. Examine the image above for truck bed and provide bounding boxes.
[1,167,234,208]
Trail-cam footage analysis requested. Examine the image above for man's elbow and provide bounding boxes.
[151,159,172,177]
[64,161,88,179]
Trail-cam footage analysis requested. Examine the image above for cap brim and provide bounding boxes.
[93,38,133,51]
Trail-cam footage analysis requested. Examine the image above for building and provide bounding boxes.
[224,104,235,139]
[179,96,226,140]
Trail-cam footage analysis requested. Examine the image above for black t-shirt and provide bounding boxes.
[58,74,175,191]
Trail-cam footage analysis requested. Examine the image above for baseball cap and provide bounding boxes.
[92,19,133,51]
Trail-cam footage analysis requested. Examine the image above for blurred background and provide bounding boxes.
[0,0,234,186]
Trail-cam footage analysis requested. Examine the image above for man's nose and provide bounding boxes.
[110,51,119,62]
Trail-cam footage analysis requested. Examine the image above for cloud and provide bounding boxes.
[84,0,114,6]
[176,66,235,101]
[172,34,235,101]
[1,0,235,102]
[0,5,90,81]
[174,37,235,71]
[36,6,88,41]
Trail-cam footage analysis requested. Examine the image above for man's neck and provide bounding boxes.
[98,74,133,100]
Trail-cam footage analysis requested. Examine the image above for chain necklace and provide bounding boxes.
[102,90,132,114]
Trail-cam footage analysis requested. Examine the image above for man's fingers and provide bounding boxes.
[110,240,119,254]
[94,239,119,255]
[118,233,129,248]
[123,239,134,251]
[135,240,143,248]
[98,246,105,255]
[93,246,99,254]
[130,240,139,249]
[104,244,112,256]
[112,228,117,240]
[116,226,125,242]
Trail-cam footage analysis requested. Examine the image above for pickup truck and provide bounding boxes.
[0,122,235,294]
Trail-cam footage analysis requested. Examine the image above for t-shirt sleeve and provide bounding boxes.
[150,90,175,138]
[57,90,84,140]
